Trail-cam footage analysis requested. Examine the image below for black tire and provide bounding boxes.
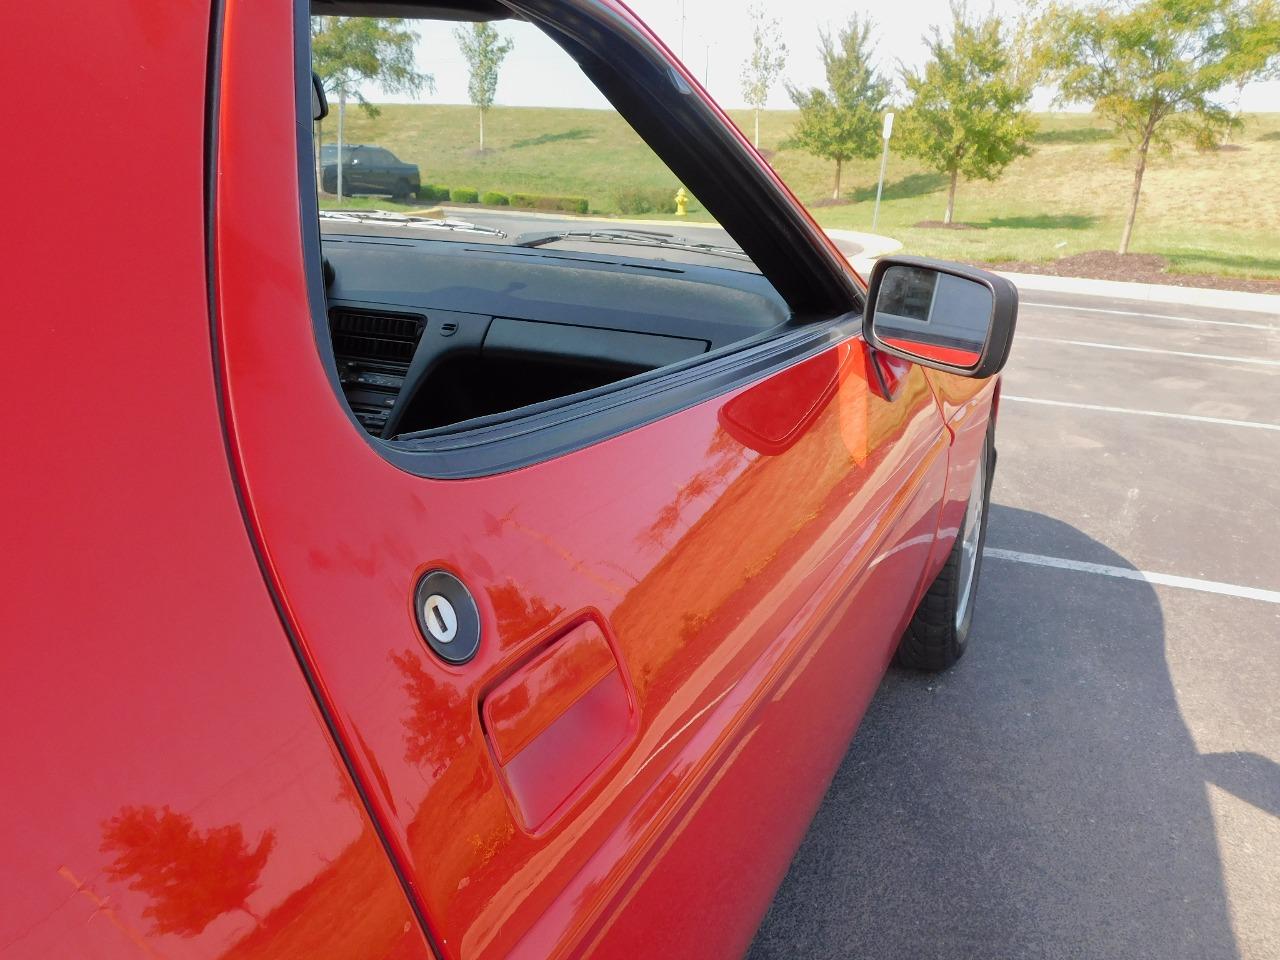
[895,422,996,672]
[392,179,413,202]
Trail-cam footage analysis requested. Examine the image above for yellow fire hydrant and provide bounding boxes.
[675,187,689,217]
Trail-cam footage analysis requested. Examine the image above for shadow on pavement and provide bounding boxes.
[749,505,1239,960]
[1201,751,1280,821]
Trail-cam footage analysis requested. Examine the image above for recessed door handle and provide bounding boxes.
[481,617,635,832]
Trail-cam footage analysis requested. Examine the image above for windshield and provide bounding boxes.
[310,17,760,273]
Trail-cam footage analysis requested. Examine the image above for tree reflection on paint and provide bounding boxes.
[100,805,276,937]
[392,649,470,776]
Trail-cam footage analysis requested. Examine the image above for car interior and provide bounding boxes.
[307,1,819,443]
[321,226,792,437]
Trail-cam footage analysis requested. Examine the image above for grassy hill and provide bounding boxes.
[322,105,1280,280]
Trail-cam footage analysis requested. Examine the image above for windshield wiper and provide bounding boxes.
[514,227,749,261]
[319,209,507,238]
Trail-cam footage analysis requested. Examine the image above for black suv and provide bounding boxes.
[320,144,420,200]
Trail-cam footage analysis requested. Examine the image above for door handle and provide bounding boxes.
[482,616,635,832]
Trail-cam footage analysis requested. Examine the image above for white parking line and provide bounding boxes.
[1021,336,1280,367]
[985,548,1280,604]
[1022,302,1280,332]
[1002,395,1280,431]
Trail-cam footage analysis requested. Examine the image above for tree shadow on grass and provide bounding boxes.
[509,128,591,149]
[1032,127,1115,144]
[1255,130,1280,142]
[978,213,1100,230]
[851,172,948,202]
[750,505,1241,960]
[1164,250,1280,277]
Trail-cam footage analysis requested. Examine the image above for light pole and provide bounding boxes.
[678,0,686,60]
[336,86,347,202]
[871,111,894,232]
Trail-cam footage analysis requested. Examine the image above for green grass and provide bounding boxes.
[318,105,1280,279]
[320,104,711,215]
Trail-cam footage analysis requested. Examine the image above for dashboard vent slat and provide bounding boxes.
[329,308,426,364]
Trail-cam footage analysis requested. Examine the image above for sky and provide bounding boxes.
[357,0,1280,113]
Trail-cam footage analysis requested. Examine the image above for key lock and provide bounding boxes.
[414,570,481,665]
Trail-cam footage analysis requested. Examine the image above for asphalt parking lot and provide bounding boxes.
[749,290,1280,959]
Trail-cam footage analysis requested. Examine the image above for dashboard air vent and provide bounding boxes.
[328,307,427,437]
[330,308,426,363]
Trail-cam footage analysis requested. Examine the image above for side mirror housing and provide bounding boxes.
[311,72,329,122]
[863,256,1018,379]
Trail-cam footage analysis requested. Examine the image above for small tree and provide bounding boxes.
[454,22,514,151]
[1041,0,1280,254]
[311,17,431,198]
[898,6,1036,225]
[100,806,276,937]
[785,18,891,200]
[739,3,788,149]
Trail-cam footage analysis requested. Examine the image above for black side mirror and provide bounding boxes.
[311,72,329,122]
[863,255,1018,379]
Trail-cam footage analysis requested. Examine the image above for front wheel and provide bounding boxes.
[895,424,995,672]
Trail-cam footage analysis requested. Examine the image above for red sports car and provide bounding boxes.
[2,1,1016,958]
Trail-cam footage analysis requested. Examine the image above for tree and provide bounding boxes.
[454,22,514,151]
[311,17,431,199]
[100,805,276,937]
[739,3,788,149]
[1040,0,1280,254]
[897,6,1036,225]
[785,18,891,200]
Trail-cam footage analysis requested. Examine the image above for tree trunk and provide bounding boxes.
[754,109,760,149]
[479,108,485,152]
[336,89,346,202]
[1119,135,1151,256]
[944,169,958,225]
[832,157,843,200]
[314,119,323,191]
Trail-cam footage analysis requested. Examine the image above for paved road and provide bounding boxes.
[749,290,1280,960]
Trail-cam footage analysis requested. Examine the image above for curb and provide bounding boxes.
[991,271,1280,316]
[825,230,1280,315]
[402,210,1278,315]
[826,229,903,278]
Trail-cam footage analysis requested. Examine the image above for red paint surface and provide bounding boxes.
[1,3,430,958]
[3,2,1001,958]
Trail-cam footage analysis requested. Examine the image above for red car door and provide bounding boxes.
[214,2,951,958]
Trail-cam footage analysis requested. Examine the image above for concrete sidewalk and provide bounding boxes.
[991,270,1280,315]
[831,229,1280,316]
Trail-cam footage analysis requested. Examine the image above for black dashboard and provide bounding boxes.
[320,234,791,438]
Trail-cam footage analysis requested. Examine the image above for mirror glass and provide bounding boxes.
[872,265,993,368]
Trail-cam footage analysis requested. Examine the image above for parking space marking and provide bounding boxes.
[1021,336,1280,367]
[985,548,1280,604]
[1002,395,1280,431]
[1022,302,1280,331]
